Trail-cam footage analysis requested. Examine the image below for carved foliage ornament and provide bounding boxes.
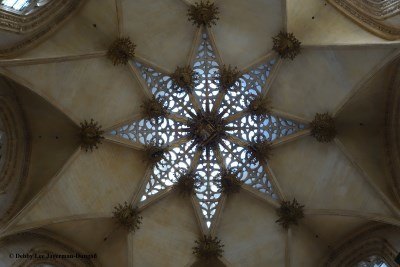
[79,119,104,152]
[187,0,220,28]
[171,65,198,93]
[193,235,224,260]
[247,95,272,119]
[310,113,337,143]
[216,169,243,195]
[173,171,201,197]
[275,198,305,229]
[218,65,241,92]
[112,202,142,233]
[246,140,273,163]
[272,31,301,60]
[187,111,226,150]
[140,96,169,120]
[107,37,136,66]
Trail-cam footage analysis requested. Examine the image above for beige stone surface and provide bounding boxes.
[269,136,393,216]
[130,193,199,267]
[287,0,400,45]
[336,63,396,200]
[217,192,285,267]
[12,80,80,206]
[15,142,146,227]
[45,218,128,267]
[20,0,117,59]
[4,57,145,128]
[291,225,328,267]
[122,0,195,72]
[0,30,26,50]
[213,0,283,68]
[98,227,128,267]
[301,215,368,248]
[270,47,395,120]
[44,218,114,251]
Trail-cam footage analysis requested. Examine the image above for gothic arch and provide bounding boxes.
[0,0,84,57]
[324,224,399,266]
[0,83,30,225]
[328,0,400,40]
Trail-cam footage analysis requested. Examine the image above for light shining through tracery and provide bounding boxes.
[111,30,305,228]
[1,0,30,10]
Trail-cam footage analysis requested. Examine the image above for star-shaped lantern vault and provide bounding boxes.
[110,29,305,229]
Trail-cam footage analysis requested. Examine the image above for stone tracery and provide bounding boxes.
[111,29,306,228]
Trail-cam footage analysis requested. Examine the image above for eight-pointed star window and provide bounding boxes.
[111,29,305,229]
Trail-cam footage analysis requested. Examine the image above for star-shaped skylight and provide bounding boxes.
[110,29,305,229]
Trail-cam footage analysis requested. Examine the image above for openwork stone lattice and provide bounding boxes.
[79,119,104,152]
[110,30,306,228]
[107,37,136,66]
[112,202,142,233]
[356,255,389,267]
[310,113,337,143]
[193,235,224,260]
[143,144,167,166]
[187,0,220,28]
[272,31,301,60]
[276,198,305,229]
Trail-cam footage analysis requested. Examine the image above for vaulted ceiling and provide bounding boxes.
[0,0,399,266]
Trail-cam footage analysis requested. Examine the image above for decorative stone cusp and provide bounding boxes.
[79,119,104,152]
[193,235,224,260]
[310,113,336,143]
[188,0,220,28]
[107,37,136,65]
[276,198,304,229]
[272,31,301,60]
[112,202,142,233]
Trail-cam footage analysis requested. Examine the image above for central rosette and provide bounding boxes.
[188,111,226,150]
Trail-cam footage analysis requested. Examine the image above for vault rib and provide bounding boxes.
[333,48,400,117]
[0,51,107,67]
[304,208,400,227]
[334,137,400,218]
